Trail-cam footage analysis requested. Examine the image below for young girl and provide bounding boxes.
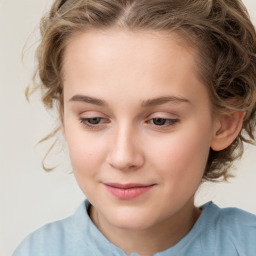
[13,0,256,255]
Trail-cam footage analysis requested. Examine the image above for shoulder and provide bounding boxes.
[217,205,256,242]
[12,200,94,256]
[219,205,256,224]
[12,217,72,256]
[201,202,256,255]
[202,201,256,228]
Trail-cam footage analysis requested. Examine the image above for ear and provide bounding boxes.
[61,123,66,140]
[60,110,66,140]
[210,112,245,151]
[60,115,66,140]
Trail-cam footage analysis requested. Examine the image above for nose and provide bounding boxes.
[106,125,144,171]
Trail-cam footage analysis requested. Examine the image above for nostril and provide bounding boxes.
[107,152,144,171]
[106,129,144,170]
[128,164,137,169]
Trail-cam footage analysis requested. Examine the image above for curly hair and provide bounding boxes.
[30,0,256,181]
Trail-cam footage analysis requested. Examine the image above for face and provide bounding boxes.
[62,29,218,232]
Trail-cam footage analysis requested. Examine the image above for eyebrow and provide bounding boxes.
[69,95,106,106]
[141,96,190,107]
[69,94,190,107]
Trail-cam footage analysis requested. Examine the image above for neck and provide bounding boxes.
[90,199,201,255]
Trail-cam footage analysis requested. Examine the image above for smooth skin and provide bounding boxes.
[62,29,244,255]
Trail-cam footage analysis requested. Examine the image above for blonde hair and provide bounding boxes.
[29,0,256,181]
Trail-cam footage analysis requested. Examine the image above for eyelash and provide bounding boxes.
[147,118,179,127]
[79,117,179,130]
[79,117,107,130]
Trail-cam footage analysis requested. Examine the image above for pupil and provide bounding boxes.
[153,118,166,125]
[89,118,101,124]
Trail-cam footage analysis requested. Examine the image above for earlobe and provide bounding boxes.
[61,123,66,140]
[60,112,66,140]
[210,112,245,151]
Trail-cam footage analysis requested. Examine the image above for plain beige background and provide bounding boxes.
[0,0,256,255]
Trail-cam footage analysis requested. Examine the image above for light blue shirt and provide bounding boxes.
[13,200,256,256]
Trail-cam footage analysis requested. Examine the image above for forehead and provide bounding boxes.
[63,29,198,76]
[62,29,209,109]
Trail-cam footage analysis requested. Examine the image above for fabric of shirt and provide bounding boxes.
[12,200,256,256]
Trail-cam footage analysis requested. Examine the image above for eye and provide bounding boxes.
[149,118,178,127]
[84,117,103,125]
[79,117,108,129]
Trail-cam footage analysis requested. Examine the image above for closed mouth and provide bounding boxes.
[104,183,155,189]
[103,183,155,200]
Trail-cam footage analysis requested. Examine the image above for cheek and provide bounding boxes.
[66,134,104,197]
[65,129,103,176]
[150,125,212,185]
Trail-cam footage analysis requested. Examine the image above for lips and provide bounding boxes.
[104,183,155,200]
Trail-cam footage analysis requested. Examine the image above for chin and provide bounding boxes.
[106,207,155,231]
